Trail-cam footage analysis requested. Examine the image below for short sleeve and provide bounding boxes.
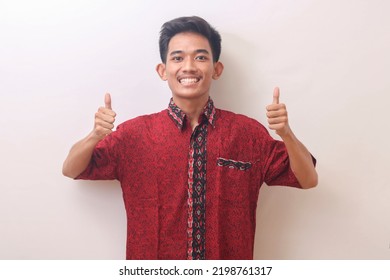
[75,127,123,181]
[262,132,317,188]
[263,139,302,188]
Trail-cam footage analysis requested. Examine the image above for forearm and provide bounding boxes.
[281,131,318,189]
[62,132,101,179]
[266,87,318,188]
[63,93,116,179]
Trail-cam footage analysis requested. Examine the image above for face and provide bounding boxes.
[156,32,223,103]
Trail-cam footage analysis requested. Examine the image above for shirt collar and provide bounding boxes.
[167,97,216,130]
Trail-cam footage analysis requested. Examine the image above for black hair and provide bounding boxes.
[159,16,222,63]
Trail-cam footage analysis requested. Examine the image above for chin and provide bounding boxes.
[174,92,207,100]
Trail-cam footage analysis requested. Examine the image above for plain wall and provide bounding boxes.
[1,0,389,259]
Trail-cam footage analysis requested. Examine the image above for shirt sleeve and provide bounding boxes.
[261,129,316,188]
[75,126,123,181]
[263,139,301,187]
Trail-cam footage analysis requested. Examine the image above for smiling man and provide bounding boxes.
[62,16,317,260]
[156,31,223,131]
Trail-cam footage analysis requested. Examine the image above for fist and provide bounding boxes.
[266,87,291,137]
[93,93,116,140]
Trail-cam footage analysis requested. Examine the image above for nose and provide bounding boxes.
[182,57,196,72]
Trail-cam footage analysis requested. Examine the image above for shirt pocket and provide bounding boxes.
[216,157,253,171]
[215,157,256,205]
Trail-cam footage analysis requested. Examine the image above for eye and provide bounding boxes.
[195,55,208,61]
[171,56,183,62]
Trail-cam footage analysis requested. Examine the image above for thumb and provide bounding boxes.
[105,93,112,110]
[273,87,280,104]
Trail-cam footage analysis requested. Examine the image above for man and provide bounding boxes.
[63,16,317,260]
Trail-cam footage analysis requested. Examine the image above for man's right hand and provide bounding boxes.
[62,93,117,178]
[92,93,116,140]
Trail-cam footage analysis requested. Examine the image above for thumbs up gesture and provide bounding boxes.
[266,87,291,138]
[93,93,116,140]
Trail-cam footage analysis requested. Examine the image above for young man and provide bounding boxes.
[63,16,317,260]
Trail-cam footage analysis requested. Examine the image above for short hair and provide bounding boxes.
[159,16,222,63]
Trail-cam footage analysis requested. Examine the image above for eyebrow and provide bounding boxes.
[169,49,210,56]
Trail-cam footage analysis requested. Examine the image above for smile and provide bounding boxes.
[179,77,200,85]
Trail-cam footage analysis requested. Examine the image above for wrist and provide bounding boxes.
[87,130,104,145]
[279,127,295,143]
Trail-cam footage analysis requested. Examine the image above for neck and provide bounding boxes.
[173,95,209,130]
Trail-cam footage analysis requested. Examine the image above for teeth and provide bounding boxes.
[180,78,199,84]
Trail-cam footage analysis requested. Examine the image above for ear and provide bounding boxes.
[212,61,224,80]
[156,63,167,81]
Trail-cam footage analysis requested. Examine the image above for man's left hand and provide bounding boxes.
[266,87,291,138]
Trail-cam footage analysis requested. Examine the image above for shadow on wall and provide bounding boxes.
[211,32,267,118]
[253,161,348,259]
[74,180,124,226]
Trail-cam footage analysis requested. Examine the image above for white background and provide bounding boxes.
[0,0,389,259]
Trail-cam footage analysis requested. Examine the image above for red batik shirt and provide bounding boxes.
[77,98,313,259]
